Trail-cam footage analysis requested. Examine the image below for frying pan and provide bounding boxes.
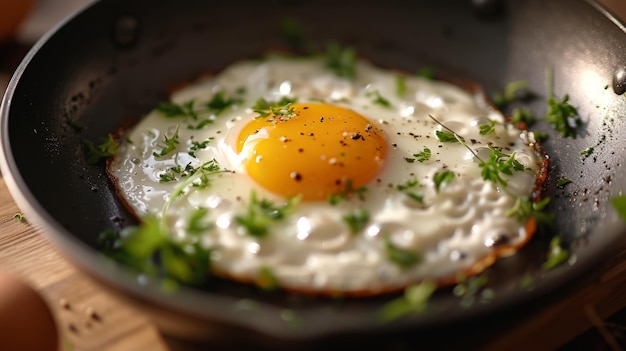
[2,0,626,348]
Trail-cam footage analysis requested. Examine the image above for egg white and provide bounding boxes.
[109,57,542,294]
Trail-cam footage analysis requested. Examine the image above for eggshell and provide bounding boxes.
[0,270,59,351]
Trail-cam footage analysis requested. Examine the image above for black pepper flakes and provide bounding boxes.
[290,172,303,181]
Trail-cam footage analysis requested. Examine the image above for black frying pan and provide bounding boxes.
[2,0,626,349]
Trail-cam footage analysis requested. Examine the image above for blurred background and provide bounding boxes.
[0,0,91,96]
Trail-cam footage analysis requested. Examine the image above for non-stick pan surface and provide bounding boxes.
[2,0,626,347]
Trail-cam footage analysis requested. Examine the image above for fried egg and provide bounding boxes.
[108,56,545,295]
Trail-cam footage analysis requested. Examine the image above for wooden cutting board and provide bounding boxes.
[1,175,626,350]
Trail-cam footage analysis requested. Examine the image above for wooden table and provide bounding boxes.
[2,178,626,351]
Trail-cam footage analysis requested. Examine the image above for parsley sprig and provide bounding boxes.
[325,42,357,79]
[153,125,180,158]
[405,147,432,163]
[253,97,297,119]
[329,179,368,205]
[378,280,436,322]
[479,147,524,188]
[478,119,497,136]
[342,209,370,234]
[385,236,421,268]
[545,68,581,138]
[235,192,300,237]
[395,178,424,203]
[84,133,119,164]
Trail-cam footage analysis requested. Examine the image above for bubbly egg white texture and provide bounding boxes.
[110,57,542,295]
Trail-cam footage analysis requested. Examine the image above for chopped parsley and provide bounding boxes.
[367,90,392,108]
[156,100,199,119]
[511,107,536,127]
[84,133,119,164]
[153,125,180,158]
[478,147,524,188]
[556,178,572,188]
[506,196,553,227]
[253,97,297,119]
[325,42,357,79]
[187,207,211,234]
[342,209,370,234]
[492,80,529,107]
[416,67,435,80]
[453,274,492,307]
[14,213,24,222]
[396,178,423,203]
[378,280,436,322]
[545,94,580,138]
[532,131,549,142]
[188,138,214,158]
[611,195,626,222]
[206,91,242,116]
[478,119,497,136]
[156,92,241,121]
[395,75,407,97]
[329,179,368,205]
[542,236,569,270]
[580,147,594,158]
[385,236,421,268]
[235,192,300,237]
[258,266,279,291]
[435,130,459,143]
[413,147,432,163]
[433,170,455,192]
[99,216,211,286]
[545,69,581,138]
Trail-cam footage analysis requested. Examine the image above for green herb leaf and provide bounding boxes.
[84,133,119,164]
[542,236,569,270]
[412,147,431,163]
[435,130,459,143]
[395,75,406,97]
[453,274,491,307]
[385,236,421,268]
[253,97,298,119]
[506,196,554,226]
[580,147,594,158]
[187,207,211,234]
[492,80,528,107]
[342,209,370,234]
[325,42,356,79]
[188,138,214,158]
[329,179,368,205]
[258,266,279,291]
[235,192,300,237]
[478,147,524,187]
[206,91,242,116]
[396,178,424,203]
[156,100,198,120]
[511,107,536,127]
[556,178,572,188]
[14,213,24,222]
[416,67,435,80]
[546,95,580,138]
[433,170,455,192]
[101,216,211,286]
[532,131,549,142]
[611,195,626,222]
[379,280,436,323]
[478,119,497,136]
[281,17,307,51]
[367,90,392,108]
[153,125,180,158]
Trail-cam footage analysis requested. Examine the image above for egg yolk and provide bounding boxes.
[237,103,388,201]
